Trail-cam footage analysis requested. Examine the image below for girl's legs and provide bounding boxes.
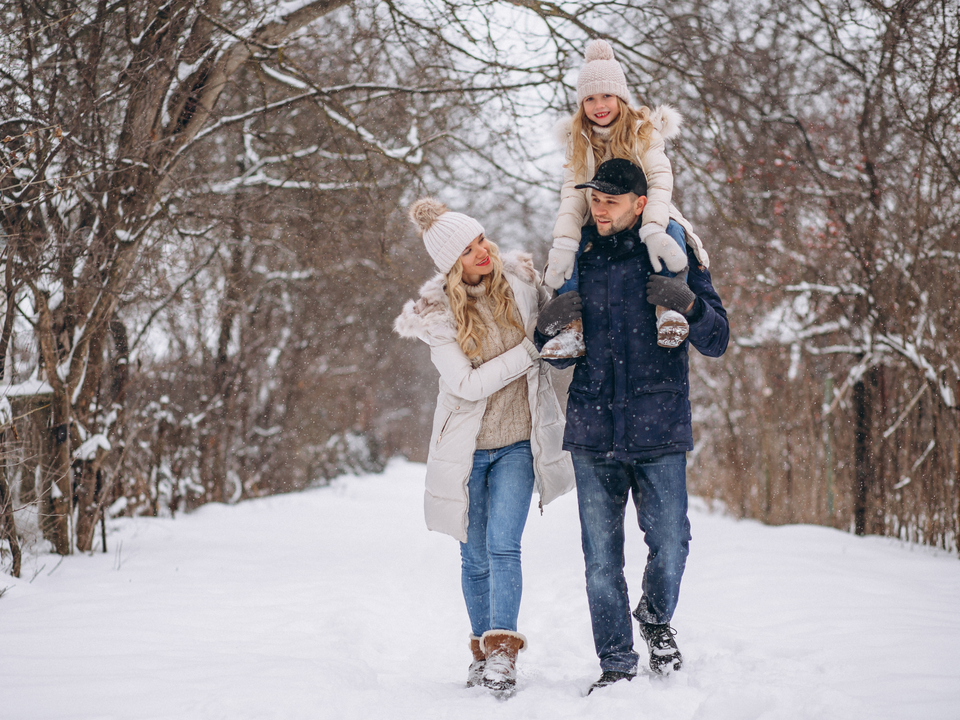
[659,219,688,282]
[459,441,536,635]
[656,220,690,348]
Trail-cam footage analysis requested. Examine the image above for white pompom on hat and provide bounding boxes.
[408,197,485,274]
[576,39,630,105]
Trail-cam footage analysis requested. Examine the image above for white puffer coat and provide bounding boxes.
[552,105,709,269]
[394,251,575,542]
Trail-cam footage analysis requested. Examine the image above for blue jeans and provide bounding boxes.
[460,441,536,636]
[573,452,691,673]
[558,218,687,296]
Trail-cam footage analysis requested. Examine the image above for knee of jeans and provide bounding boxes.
[486,533,522,562]
[582,538,624,574]
[645,530,690,565]
[460,541,489,569]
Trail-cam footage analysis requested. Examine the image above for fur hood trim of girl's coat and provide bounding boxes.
[393,251,537,343]
[553,104,684,147]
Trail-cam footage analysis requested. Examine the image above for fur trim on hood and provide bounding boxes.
[553,104,683,148]
[649,104,682,140]
[394,251,537,342]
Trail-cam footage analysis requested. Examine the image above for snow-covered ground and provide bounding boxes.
[2,459,959,720]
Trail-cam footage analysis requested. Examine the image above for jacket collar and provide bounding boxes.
[584,219,644,261]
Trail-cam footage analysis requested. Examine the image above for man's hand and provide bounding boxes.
[544,247,577,290]
[646,275,696,315]
[537,292,582,337]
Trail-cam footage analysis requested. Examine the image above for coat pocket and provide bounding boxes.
[565,387,611,451]
[624,383,690,449]
[431,396,482,461]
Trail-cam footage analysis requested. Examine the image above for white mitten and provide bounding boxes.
[545,246,577,290]
[639,226,688,274]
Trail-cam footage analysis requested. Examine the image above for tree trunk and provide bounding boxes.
[48,392,73,555]
[853,368,885,535]
[0,431,21,577]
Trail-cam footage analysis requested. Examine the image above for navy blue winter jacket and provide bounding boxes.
[538,220,729,460]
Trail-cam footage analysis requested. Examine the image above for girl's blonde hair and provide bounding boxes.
[569,98,655,182]
[445,241,524,361]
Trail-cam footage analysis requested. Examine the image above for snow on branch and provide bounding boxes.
[208,173,358,194]
[73,434,111,462]
[317,102,424,163]
[875,333,956,407]
[735,293,847,349]
[882,383,929,440]
[783,281,866,296]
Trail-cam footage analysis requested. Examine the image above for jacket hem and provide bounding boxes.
[562,442,693,462]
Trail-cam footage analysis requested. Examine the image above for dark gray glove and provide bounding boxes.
[646,275,696,315]
[537,292,582,337]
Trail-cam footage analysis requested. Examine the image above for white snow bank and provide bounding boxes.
[1,459,958,720]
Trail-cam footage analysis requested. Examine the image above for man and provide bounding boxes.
[535,158,729,692]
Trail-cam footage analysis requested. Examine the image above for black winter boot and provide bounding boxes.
[587,669,635,694]
[638,622,683,674]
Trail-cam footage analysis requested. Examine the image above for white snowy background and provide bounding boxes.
[2,459,958,720]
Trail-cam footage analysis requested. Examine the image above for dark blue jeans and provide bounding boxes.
[573,452,691,673]
[557,218,687,296]
[460,441,536,636]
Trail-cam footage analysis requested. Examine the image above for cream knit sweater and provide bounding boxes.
[464,281,532,450]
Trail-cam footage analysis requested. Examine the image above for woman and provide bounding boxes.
[394,198,574,695]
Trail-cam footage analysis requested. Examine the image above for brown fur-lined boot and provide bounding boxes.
[466,635,486,688]
[656,307,689,348]
[479,630,527,697]
[539,319,585,359]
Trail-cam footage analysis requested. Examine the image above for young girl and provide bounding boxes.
[543,39,709,356]
[394,198,574,695]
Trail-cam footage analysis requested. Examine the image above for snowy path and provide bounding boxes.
[2,459,959,720]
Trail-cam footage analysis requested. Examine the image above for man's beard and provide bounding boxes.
[596,208,640,236]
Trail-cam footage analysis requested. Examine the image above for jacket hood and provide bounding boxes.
[553,104,684,148]
[394,250,537,342]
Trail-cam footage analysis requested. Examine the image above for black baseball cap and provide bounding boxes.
[575,158,647,196]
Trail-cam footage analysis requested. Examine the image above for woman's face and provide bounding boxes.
[582,94,620,127]
[459,234,493,284]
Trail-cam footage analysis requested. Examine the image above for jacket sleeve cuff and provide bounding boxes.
[551,235,581,252]
[520,337,541,361]
[684,296,706,323]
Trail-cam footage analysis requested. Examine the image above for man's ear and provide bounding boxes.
[634,195,648,216]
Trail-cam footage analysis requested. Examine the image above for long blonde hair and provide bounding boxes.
[569,98,655,182]
[445,241,524,361]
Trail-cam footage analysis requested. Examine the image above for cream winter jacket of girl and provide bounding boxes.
[393,251,575,542]
[552,105,709,271]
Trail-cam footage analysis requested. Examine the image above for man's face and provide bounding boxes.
[590,190,647,236]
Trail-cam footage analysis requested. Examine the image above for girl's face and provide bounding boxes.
[582,94,620,127]
[459,234,493,284]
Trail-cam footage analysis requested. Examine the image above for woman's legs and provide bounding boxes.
[460,441,536,635]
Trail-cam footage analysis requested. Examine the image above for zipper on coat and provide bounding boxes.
[436,412,453,444]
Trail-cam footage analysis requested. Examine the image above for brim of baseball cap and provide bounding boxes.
[574,180,631,195]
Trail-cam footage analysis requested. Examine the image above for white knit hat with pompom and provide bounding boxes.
[577,39,630,105]
[408,197,485,273]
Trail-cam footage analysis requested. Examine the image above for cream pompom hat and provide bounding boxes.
[408,197,485,273]
[576,39,630,105]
